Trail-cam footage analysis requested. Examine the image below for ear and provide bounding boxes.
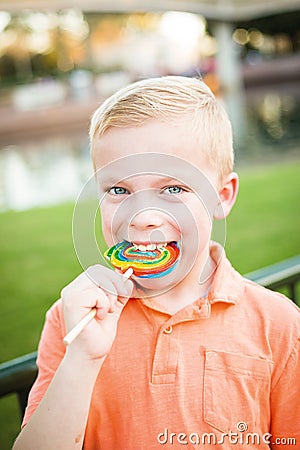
[213,172,239,220]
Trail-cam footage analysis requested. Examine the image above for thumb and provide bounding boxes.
[117,279,134,307]
[111,280,134,320]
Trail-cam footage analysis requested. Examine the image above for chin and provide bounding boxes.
[133,266,181,297]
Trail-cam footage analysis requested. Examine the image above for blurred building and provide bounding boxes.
[0,1,299,210]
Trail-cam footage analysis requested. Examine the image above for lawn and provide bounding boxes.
[1,160,300,449]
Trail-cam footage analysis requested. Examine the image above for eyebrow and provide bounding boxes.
[97,173,188,187]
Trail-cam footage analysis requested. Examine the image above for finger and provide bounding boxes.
[104,281,118,313]
[61,265,115,296]
[107,293,117,313]
[61,265,133,316]
[86,265,123,293]
[82,265,133,299]
[62,287,108,327]
[87,267,133,301]
[110,277,134,301]
[105,278,134,319]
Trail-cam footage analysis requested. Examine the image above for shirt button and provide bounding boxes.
[164,326,173,334]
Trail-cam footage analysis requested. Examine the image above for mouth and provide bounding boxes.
[129,241,179,252]
[131,242,166,251]
[105,239,181,280]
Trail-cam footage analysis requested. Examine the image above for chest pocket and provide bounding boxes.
[203,350,272,433]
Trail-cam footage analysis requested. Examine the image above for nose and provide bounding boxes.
[129,209,163,231]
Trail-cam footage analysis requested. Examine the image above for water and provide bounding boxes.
[0,88,299,211]
[0,132,92,211]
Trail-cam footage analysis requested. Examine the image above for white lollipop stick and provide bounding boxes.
[63,267,133,345]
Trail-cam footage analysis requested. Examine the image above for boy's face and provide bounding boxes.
[93,118,232,292]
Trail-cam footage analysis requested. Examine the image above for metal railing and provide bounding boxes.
[0,351,37,419]
[1,254,300,420]
[246,254,300,301]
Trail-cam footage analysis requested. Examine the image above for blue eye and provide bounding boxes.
[109,187,129,195]
[164,186,183,194]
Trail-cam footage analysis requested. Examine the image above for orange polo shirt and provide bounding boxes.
[22,244,300,449]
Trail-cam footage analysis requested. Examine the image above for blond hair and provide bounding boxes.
[90,76,234,180]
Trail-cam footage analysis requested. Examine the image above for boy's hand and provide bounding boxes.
[61,265,133,361]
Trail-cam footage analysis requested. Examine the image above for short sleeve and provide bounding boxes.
[21,299,66,428]
[270,337,300,447]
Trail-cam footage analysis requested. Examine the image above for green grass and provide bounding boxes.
[226,161,300,272]
[1,160,300,449]
[0,203,81,362]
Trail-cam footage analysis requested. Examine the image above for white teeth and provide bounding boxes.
[132,242,167,251]
[147,244,157,251]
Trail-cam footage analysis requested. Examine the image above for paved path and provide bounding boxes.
[0,97,102,145]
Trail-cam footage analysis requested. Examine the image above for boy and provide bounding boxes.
[13,77,300,449]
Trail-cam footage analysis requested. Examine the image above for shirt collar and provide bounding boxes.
[207,242,244,306]
[134,242,244,320]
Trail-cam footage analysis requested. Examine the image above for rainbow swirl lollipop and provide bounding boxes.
[104,240,180,278]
